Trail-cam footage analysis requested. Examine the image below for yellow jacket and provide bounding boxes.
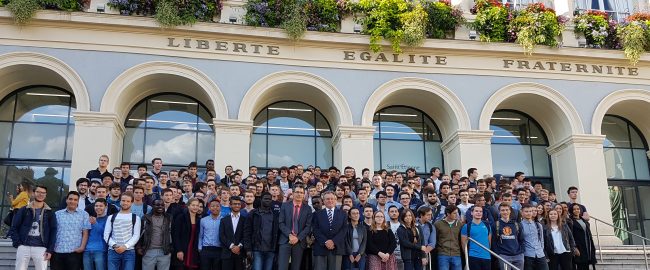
[11,191,29,209]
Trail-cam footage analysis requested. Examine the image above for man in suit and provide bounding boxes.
[278,184,313,270]
[312,191,347,270]
[219,196,246,270]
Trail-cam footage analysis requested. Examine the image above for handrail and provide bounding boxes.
[590,216,649,270]
[464,237,521,270]
[591,216,650,242]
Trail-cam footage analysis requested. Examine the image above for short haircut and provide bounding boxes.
[95,198,107,206]
[229,196,241,203]
[120,162,130,167]
[188,162,198,168]
[34,185,47,192]
[151,158,162,164]
[467,168,477,176]
[445,204,458,215]
[121,191,134,202]
[66,191,80,200]
[514,171,525,178]
[76,178,90,187]
[133,186,145,193]
[162,188,173,196]
[567,186,578,194]
[109,182,121,190]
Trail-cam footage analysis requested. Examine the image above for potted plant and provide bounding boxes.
[574,10,609,47]
[508,3,566,54]
[355,0,427,53]
[423,0,464,39]
[617,12,650,65]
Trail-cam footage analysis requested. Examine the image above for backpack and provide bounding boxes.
[465,219,490,252]
[108,213,137,243]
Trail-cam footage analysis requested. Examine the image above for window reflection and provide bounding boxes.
[603,115,649,180]
[490,110,551,178]
[0,86,75,161]
[251,101,333,168]
[373,106,443,174]
[122,94,215,166]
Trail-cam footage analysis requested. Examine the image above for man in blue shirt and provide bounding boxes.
[417,207,436,268]
[84,198,109,270]
[199,199,222,270]
[520,204,548,270]
[53,191,91,270]
[461,206,492,270]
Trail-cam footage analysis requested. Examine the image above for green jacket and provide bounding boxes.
[434,219,462,256]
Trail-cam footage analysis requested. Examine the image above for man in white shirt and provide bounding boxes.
[104,192,142,270]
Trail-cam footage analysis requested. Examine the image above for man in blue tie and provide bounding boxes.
[312,191,347,270]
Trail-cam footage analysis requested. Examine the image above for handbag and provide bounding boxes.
[3,209,14,226]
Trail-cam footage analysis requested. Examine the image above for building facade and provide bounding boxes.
[1,0,649,244]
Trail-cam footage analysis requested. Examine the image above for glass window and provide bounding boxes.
[0,86,76,220]
[122,94,214,166]
[575,0,633,21]
[373,106,443,174]
[0,86,75,161]
[490,110,552,180]
[603,115,649,180]
[251,101,333,169]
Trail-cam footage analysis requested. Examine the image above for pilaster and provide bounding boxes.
[213,119,253,173]
[332,125,375,172]
[440,130,494,175]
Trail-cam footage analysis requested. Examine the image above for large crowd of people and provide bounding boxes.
[8,154,597,270]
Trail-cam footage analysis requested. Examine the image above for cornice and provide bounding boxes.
[332,125,376,145]
[73,111,125,136]
[440,130,494,152]
[0,9,648,64]
[212,119,253,134]
[546,134,606,155]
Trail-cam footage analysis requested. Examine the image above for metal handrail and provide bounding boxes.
[464,237,521,270]
[590,216,649,270]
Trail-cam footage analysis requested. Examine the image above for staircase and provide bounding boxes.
[596,246,650,270]
[0,240,37,270]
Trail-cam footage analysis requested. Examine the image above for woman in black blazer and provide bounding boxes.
[396,209,425,270]
[172,198,202,269]
[344,208,367,270]
[570,204,597,270]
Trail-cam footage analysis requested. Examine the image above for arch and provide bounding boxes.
[361,77,471,139]
[0,52,90,111]
[479,82,584,144]
[100,61,228,121]
[238,71,353,128]
[592,89,650,142]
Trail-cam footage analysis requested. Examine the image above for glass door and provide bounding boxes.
[609,183,650,244]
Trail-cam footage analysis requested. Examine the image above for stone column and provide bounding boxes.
[333,125,375,172]
[440,130,494,176]
[70,112,125,189]
[547,134,620,245]
[213,119,253,173]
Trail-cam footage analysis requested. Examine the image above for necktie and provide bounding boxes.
[327,209,333,225]
[292,204,300,234]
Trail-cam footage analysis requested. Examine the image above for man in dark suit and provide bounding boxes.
[219,196,246,270]
[312,191,347,270]
[278,184,313,270]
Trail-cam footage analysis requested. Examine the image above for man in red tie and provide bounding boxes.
[278,184,313,270]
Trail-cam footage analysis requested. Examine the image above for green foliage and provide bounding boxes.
[401,3,427,47]
[304,0,340,32]
[154,0,182,28]
[472,0,509,42]
[282,2,307,40]
[617,21,650,65]
[574,12,609,47]
[6,0,41,25]
[40,0,83,11]
[356,0,427,53]
[509,4,563,55]
[245,0,292,27]
[422,1,464,39]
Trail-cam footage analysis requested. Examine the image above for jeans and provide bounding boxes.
[16,246,49,270]
[142,249,171,270]
[84,250,107,270]
[252,251,275,270]
[108,249,136,270]
[200,247,221,270]
[52,252,83,270]
[437,255,462,270]
[468,257,491,270]
[523,256,548,270]
[342,252,366,270]
[496,254,524,270]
